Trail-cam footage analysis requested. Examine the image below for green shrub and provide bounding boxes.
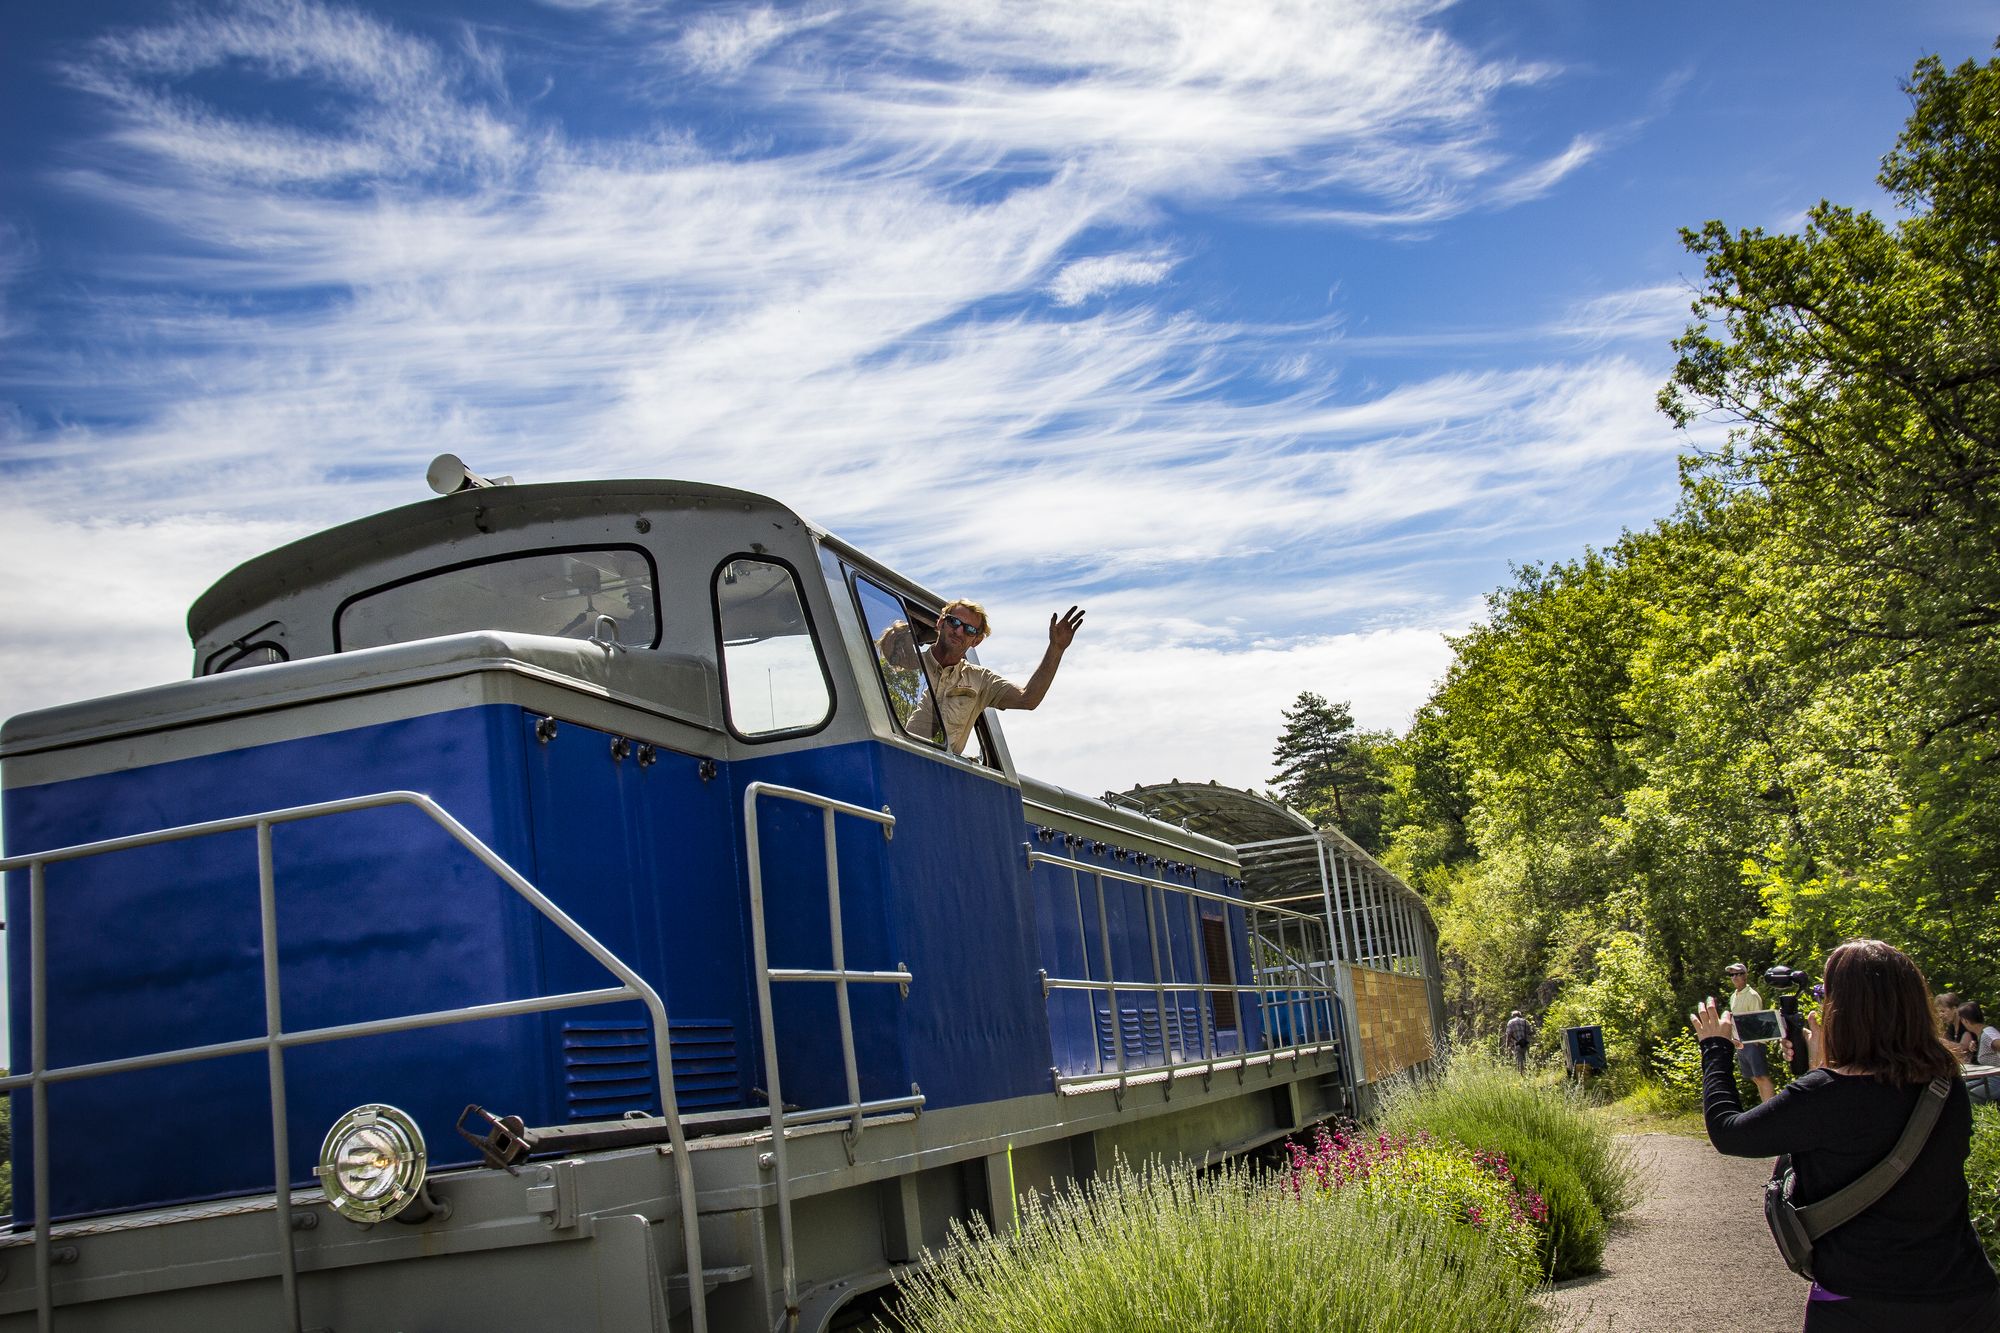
[1380,1047,1636,1222]
[1376,1046,1637,1278]
[1969,1102,2000,1269]
[1650,1031,1704,1114]
[892,1158,1543,1333]
[1448,1118,1602,1278]
[1285,1125,1544,1284]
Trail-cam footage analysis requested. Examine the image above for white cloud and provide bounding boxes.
[1556,283,1694,345]
[992,624,1462,796]
[1488,133,1601,207]
[677,6,830,76]
[0,506,312,727]
[66,0,521,185]
[0,0,1689,797]
[1046,253,1177,306]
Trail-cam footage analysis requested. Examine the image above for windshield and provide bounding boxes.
[336,547,661,650]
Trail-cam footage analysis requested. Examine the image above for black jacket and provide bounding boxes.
[1701,1036,1997,1300]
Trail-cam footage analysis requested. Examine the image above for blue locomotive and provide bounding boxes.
[0,463,1441,1332]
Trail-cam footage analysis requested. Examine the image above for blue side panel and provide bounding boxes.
[729,742,1050,1113]
[1030,853,1098,1076]
[869,745,1049,1107]
[1032,843,1260,1078]
[725,742,903,1113]
[1,706,556,1222]
[517,717,752,1117]
[1224,892,1256,1048]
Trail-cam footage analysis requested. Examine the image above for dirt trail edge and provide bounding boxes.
[1538,1132,1803,1332]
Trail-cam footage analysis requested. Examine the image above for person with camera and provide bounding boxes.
[1691,940,1999,1331]
[1726,962,1778,1102]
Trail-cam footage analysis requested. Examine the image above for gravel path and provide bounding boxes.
[1539,1133,1804,1332]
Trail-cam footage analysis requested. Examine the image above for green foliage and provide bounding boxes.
[1375,1050,1637,1280]
[1657,45,2000,996]
[1477,1126,1602,1280]
[1542,930,1678,1078]
[1648,1032,1705,1115]
[890,1156,1543,1333]
[1378,47,2000,1058]
[1968,1102,2000,1271]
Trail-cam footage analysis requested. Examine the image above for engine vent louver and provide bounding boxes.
[562,1018,740,1120]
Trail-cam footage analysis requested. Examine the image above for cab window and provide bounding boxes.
[850,571,996,766]
[714,557,833,738]
[337,548,659,651]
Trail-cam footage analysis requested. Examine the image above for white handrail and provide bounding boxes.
[741,780,914,1326]
[0,790,709,1333]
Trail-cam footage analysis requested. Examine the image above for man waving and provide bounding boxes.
[905,600,1085,755]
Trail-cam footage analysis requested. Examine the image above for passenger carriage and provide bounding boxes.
[0,465,1442,1332]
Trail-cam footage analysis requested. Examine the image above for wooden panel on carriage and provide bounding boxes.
[1351,964,1436,1079]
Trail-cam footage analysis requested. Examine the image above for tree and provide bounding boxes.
[1269,692,1386,848]
[1383,48,2000,1039]
[1660,47,2000,994]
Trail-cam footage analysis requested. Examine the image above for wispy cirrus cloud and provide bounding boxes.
[1555,283,1695,346]
[1488,133,1601,207]
[65,0,521,185]
[676,5,835,77]
[0,0,1683,787]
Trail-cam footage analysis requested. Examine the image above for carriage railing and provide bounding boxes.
[741,781,924,1321]
[1026,849,1341,1095]
[0,790,710,1333]
[1247,920,1341,1055]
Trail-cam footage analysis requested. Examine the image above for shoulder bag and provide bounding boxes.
[1764,1076,1951,1280]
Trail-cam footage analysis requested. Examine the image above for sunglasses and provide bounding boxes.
[942,614,986,637]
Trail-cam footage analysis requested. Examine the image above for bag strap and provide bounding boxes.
[1794,1077,1951,1238]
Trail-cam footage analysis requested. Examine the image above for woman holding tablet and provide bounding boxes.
[1691,940,1999,1331]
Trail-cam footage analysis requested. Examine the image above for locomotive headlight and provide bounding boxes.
[315,1104,428,1223]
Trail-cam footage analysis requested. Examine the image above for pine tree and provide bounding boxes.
[1270,691,1363,826]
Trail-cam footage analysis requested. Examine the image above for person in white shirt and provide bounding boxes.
[1959,1001,2000,1104]
[1725,963,1776,1102]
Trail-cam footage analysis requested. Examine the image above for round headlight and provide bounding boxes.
[315,1104,428,1223]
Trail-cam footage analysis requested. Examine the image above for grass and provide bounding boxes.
[889,1045,1633,1332]
[892,1157,1550,1333]
[1596,1082,1707,1138]
[1969,1102,2000,1270]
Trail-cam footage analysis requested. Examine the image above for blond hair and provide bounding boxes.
[941,599,992,636]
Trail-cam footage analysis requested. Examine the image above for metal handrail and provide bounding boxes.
[1031,851,1333,921]
[0,791,709,1333]
[741,781,917,1324]
[1027,848,1342,1093]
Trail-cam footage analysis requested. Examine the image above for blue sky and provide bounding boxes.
[1,0,1993,798]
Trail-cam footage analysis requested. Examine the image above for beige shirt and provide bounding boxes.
[1729,984,1763,1015]
[907,654,1020,754]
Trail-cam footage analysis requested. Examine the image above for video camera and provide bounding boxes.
[1764,965,1813,1076]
